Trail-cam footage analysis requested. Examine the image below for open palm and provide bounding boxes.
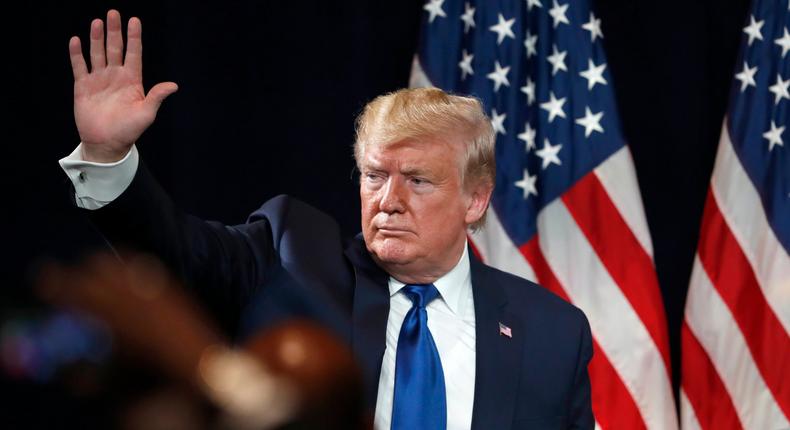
[69,10,177,163]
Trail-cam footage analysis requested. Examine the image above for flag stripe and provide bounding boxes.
[680,321,743,430]
[713,123,790,334]
[697,188,790,420]
[470,208,537,282]
[519,237,646,429]
[519,236,570,301]
[592,146,654,258]
[537,194,677,430]
[685,254,789,429]
[561,168,672,376]
[679,389,704,430]
[589,340,647,430]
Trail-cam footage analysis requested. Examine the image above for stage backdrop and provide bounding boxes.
[5,0,750,426]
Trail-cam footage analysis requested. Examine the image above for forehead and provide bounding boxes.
[361,137,464,169]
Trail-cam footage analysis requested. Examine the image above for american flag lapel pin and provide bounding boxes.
[499,322,512,338]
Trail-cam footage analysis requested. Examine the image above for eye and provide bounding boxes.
[363,172,385,186]
[410,177,431,186]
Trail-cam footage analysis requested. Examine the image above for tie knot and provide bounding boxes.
[402,283,440,308]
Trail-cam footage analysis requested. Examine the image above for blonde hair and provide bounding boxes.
[354,87,496,230]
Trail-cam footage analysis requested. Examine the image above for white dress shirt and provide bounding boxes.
[374,246,476,430]
[59,143,478,429]
[59,143,139,209]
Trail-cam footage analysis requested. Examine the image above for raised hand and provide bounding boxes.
[69,10,178,163]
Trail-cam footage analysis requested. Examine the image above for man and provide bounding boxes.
[61,10,593,429]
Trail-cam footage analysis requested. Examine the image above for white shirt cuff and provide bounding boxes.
[58,143,139,210]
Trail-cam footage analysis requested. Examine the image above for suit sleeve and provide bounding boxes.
[84,160,279,333]
[568,311,594,429]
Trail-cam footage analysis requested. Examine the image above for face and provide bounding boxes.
[359,137,490,283]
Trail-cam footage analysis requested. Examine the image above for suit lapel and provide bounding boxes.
[344,234,391,410]
[470,258,525,430]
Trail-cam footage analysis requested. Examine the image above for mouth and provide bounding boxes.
[376,227,412,236]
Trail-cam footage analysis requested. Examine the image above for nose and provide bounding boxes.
[379,177,406,214]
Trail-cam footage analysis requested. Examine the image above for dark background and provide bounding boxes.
[4,0,750,426]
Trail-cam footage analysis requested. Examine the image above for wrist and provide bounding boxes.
[81,144,132,163]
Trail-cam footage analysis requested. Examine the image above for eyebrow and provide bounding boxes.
[400,167,430,177]
[359,160,429,176]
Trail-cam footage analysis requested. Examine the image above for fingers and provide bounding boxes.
[125,17,143,77]
[89,19,106,71]
[69,36,88,80]
[105,9,124,66]
[146,82,179,110]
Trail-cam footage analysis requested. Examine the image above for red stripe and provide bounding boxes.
[681,320,743,429]
[589,339,647,430]
[520,237,647,429]
[561,173,672,377]
[519,236,571,302]
[697,189,790,419]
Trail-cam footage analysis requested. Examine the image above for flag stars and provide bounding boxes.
[769,74,790,105]
[763,120,785,150]
[535,138,563,169]
[547,45,568,75]
[518,122,537,151]
[491,109,507,135]
[775,27,790,57]
[423,0,447,23]
[490,13,516,45]
[734,62,757,92]
[460,3,476,34]
[579,59,608,90]
[549,0,570,28]
[524,30,538,58]
[515,168,538,199]
[582,12,603,42]
[743,15,764,46]
[459,50,474,80]
[540,92,567,123]
[521,77,536,105]
[487,61,511,91]
[526,0,542,11]
[575,107,604,137]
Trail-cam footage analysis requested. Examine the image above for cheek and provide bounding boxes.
[421,198,467,230]
[359,190,378,226]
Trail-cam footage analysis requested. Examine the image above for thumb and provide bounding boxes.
[145,82,179,110]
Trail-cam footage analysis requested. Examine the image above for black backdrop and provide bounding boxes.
[5,0,751,425]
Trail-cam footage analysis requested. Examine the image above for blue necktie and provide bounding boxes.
[391,283,446,430]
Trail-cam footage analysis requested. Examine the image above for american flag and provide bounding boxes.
[410,0,677,428]
[499,321,513,338]
[680,0,790,428]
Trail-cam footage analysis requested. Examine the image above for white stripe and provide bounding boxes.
[685,255,789,430]
[593,146,655,258]
[470,208,537,282]
[714,121,790,334]
[537,198,677,430]
[679,389,703,430]
[409,56,434,89]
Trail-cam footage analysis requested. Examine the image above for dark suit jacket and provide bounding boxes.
[87,161,594,429]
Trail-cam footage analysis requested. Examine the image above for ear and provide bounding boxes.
[464,181,493,225]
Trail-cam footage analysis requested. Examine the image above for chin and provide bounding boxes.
[369,238,416,265]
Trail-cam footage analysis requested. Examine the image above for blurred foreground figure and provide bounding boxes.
[36,253,366,430]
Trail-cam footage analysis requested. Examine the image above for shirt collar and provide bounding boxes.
[388,243,471,316]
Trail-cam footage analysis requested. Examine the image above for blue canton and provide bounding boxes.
[417,0,627,245]
[728,0,790,252]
